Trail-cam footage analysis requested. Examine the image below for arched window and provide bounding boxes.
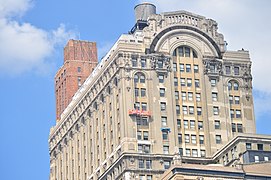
[134,74,139,83]
[173,46,198,58]
[140,74,145,83]
[233,82,239,91]
[228,82,232,90]
[228,80,239,91]
[134,72,145,84]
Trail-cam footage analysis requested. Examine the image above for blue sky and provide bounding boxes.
[0,0,270,179]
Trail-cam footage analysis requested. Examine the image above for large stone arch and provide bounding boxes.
[149,25,223,59]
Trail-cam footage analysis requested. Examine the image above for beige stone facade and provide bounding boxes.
[49,3,270,180]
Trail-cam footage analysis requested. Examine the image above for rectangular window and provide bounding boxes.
[183,106,188,115]
[189,106,194,115]
[246,143,251,150]
[197,107,202,115]
[137,131,142,140]
[141,88,146,97]
[213,106,219,115]
[162,131,168,140]
[159,75,164,83]
[236,110,241,118]
[229,96,233,104]
[178,134,182,144]
[146,160,152,169]
[216,135,222,144]
[134,102,140,110]
[198,121,203,130]
[211,79,217,87]
[163,146,169,154]
[188,92,193,101]
[210,65,215,73]
[186,64,191,72]
[160,88,165,97]
[185,134,190,143]
[237,124,243,133]
[195,79,200,88]
[135,88,139,97]
[77,67,81,72]
[232,123,236,132]
[180,78,186,86]
[212,92,218,101]
[180,63,184,72]
[186,148,191,156]
[185,47,190,57]
[257,144,263,151]
[230,109,234,118]
[194,65,199,73]
[215,120,221,129]
[174,77,178,86]
[138,159,144,168]
[254,156,259,163]
[147,175,152,180]
[157,60,163,68]
[161,116,167,127]
[142,103,147,111]
[200,150,206,157]
[199,135,204,144]
[184,120,189,129]
[173,63,177,72]
[264,157,269,161]
[196,93,201,102]
[176,105,180,114]
[187,78,192,87]
[226,66,231,74]
[175,91,179,100]
[192,149,198,157]
[179,148,183,156]
[181,92,186,101]
[160,102,166,111]
[191,135,196,144]
[177,119,181,128]
[132,58,137,67]
[235,96,240,104]
[234,67,239,75]
[141,58,146,67]
[164,161,170,169]
[143,131,149,140]
[190,120,195,129]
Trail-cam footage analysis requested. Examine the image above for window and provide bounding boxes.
[143,131,149,140]
[192,149,198,157]
[78,77,82,87]
[178,47,184,57]
[186,64,191,72]
[161,117,167,127]
[190,120,195,129]
[215,120,221,129]
[195,79,200,88]
[157,60,163,68]
[189,106,194,115]
[254,156,259,163]
[179,148,183,156]
[177,119,181,128]
[138,160,144,168]
[234,67,239,75]
[139,175,144,180]
[132,58,137,67]
[178,134,182,144]
[183,106,188,115]
[141,88,146,97]
[77,67,81,72]
[191,135,196,144]
[175,91,179,100]
[173,63,177,72]
[237,124,243,133]
[228,82,232,90]
[159,75,164,83]
[213,106,219,115]
[196,93,201,102]
[229,96,233,104]
[180,64,184,72]
[200,150,206,157]
[216,135,222,144]
[174,77,178,86]
[184,120,189,129]
[135,88,139,97]
[185,134,190,143]
[257,144,263,151]
[134,74,139,83]
[232,123,236,132]
[142,103,147,111]
[226,66,231,74]
[188,92,193,101]
[164,161,170,169]
[140,74,145,83]
[160,102,166,111]
[211,79,217,87]
[162,131,168,140]
[180,78,186,86]
[163,146,169,154]
[210,65,215,73]
[235,96,240,104]
[246,143,252,150]
[146,160,152,169]
[137,131,142,140]
[185,47,190,57]
[197,107,202,115]
[186,148,191,156]
[198,121,203,130]
[141,58,146,67]
[233,82,239,90]
[264,157,269,161]
[236,110,241,118]
[212,92,218,101]
[134,102,140,110]
[182,92,186,101]
[187,78,192,87]
[230,109,234,118]
[160,88,165,97]
[199,135,204,144]
[176,105,180,114]
[136,117,148,126]
[194,65,199,73]
[147,175,153,180]
[138,144,150,153]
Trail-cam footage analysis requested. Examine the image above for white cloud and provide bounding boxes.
[0,0,76,76]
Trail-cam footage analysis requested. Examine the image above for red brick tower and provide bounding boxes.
[55,39,98,121]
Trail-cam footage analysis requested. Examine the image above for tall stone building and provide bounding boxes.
[55,40,98,121]
[49,3,271,180]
